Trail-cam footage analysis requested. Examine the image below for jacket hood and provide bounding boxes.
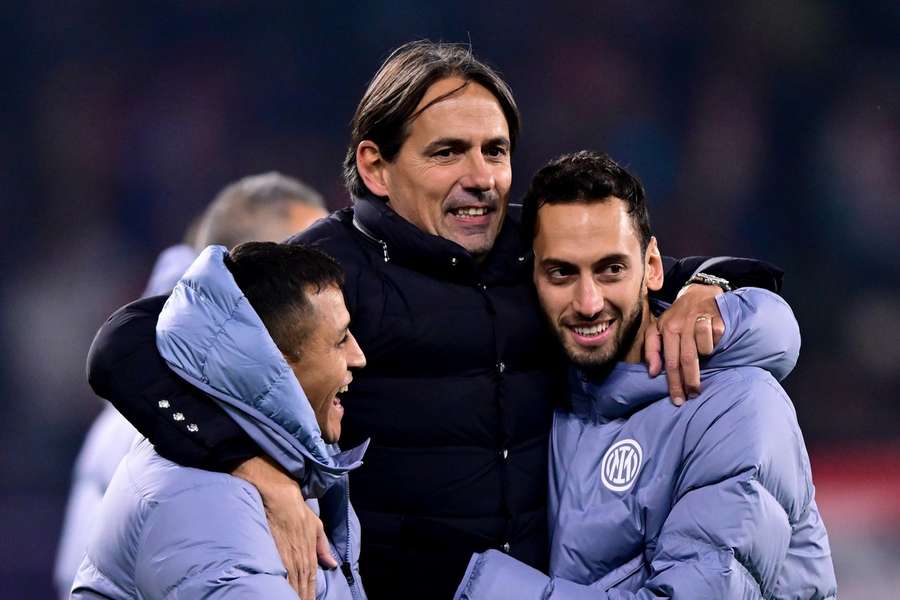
[156,245,367,497]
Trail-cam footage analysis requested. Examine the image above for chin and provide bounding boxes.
[324,426,341,444]
[459,236,495,257]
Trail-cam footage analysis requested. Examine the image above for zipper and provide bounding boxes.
[352,217,390,263]
[341,474,363,600]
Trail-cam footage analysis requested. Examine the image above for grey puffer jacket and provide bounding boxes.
[456,289,836,599]
[71,245,368,599]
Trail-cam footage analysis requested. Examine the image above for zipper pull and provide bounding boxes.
[340,562,355,586]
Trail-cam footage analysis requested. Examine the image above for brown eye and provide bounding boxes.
[547,267,574,282]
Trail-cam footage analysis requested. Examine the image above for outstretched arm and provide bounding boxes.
[87,295,259,471]
[646,256,787,403]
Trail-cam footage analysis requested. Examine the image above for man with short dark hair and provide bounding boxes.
[55,171,329,598]
[454,152,836,599]
[89,42,787,599]
[72,242,368,599]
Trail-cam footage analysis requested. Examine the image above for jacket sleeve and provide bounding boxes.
[135,478,299,599]
[656,255,784,302]
[87,296,259,471]
[455,374,835,600]
[702,288,801,381]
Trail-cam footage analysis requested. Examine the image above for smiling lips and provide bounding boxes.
[448,205,493,224]
[567,319,615,347]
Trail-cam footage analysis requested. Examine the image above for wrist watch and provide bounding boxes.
[680,272,733,295]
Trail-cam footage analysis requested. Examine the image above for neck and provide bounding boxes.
[622,301,651,364]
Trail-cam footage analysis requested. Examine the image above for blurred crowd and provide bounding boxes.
[2,1,897,597]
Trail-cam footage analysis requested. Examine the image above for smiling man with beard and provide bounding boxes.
[454,152,836,600]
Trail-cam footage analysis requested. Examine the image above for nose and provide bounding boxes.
[572,279,604,320]
[347,332,367,370]
[459,152,495,193]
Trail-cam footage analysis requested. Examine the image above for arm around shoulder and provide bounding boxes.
[705,287,801,381]
[86,295,259,471]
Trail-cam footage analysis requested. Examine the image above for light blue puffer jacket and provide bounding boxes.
[56,244,196,599]
[456,289,836,599]
[71,245,369,599]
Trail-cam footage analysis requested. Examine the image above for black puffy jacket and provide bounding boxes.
[88,196,783,600]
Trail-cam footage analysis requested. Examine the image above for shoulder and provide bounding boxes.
[682,367,813,518]
[133,452,283,596]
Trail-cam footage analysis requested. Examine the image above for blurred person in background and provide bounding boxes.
[86,42,786,599]
[54,172,328,598]
[455,152,836,599]
[72,242,368,599]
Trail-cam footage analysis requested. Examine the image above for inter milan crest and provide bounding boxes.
[600,438,643,492]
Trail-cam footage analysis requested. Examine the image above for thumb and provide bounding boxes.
[317,528,338,569]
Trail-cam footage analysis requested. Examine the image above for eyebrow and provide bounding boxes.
[422,136,510,154]
[335,321,350,342]
[539,253,631,270]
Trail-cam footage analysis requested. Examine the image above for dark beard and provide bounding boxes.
[576,292,645,382]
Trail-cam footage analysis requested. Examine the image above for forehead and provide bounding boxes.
[407,77,509,141]
[533,199,641,262]
[303,285,349,338]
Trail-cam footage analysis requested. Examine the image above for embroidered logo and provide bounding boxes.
[601,438,643,492]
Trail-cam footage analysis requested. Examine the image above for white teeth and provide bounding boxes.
[338,385,349,394]
[453,207,488,217]
[573,322,611,336]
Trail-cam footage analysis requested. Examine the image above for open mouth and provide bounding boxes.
[333,383,350,409]
[567,319,615,346]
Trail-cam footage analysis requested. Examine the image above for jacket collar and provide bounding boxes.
[569,364,670,422]
[351,194,531,285]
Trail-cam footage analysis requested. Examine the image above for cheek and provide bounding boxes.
[536,283,569,318]
[494,165,512,193]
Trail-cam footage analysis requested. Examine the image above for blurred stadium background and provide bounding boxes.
[2,2,897,597]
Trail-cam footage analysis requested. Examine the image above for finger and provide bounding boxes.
[305,565,317,600]
[695,314,715,356]
[298,556,311,600]
[644,317,662,377]
[301,532,316,600]
[270,526,301,595]
[712,314,725,345]
[662,326,685,406]
[287,548,301,596]
[681,324,701,397]
[317,526,338,568]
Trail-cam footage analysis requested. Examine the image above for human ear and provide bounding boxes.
[645,237,664,292]
[356,141,390,197]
